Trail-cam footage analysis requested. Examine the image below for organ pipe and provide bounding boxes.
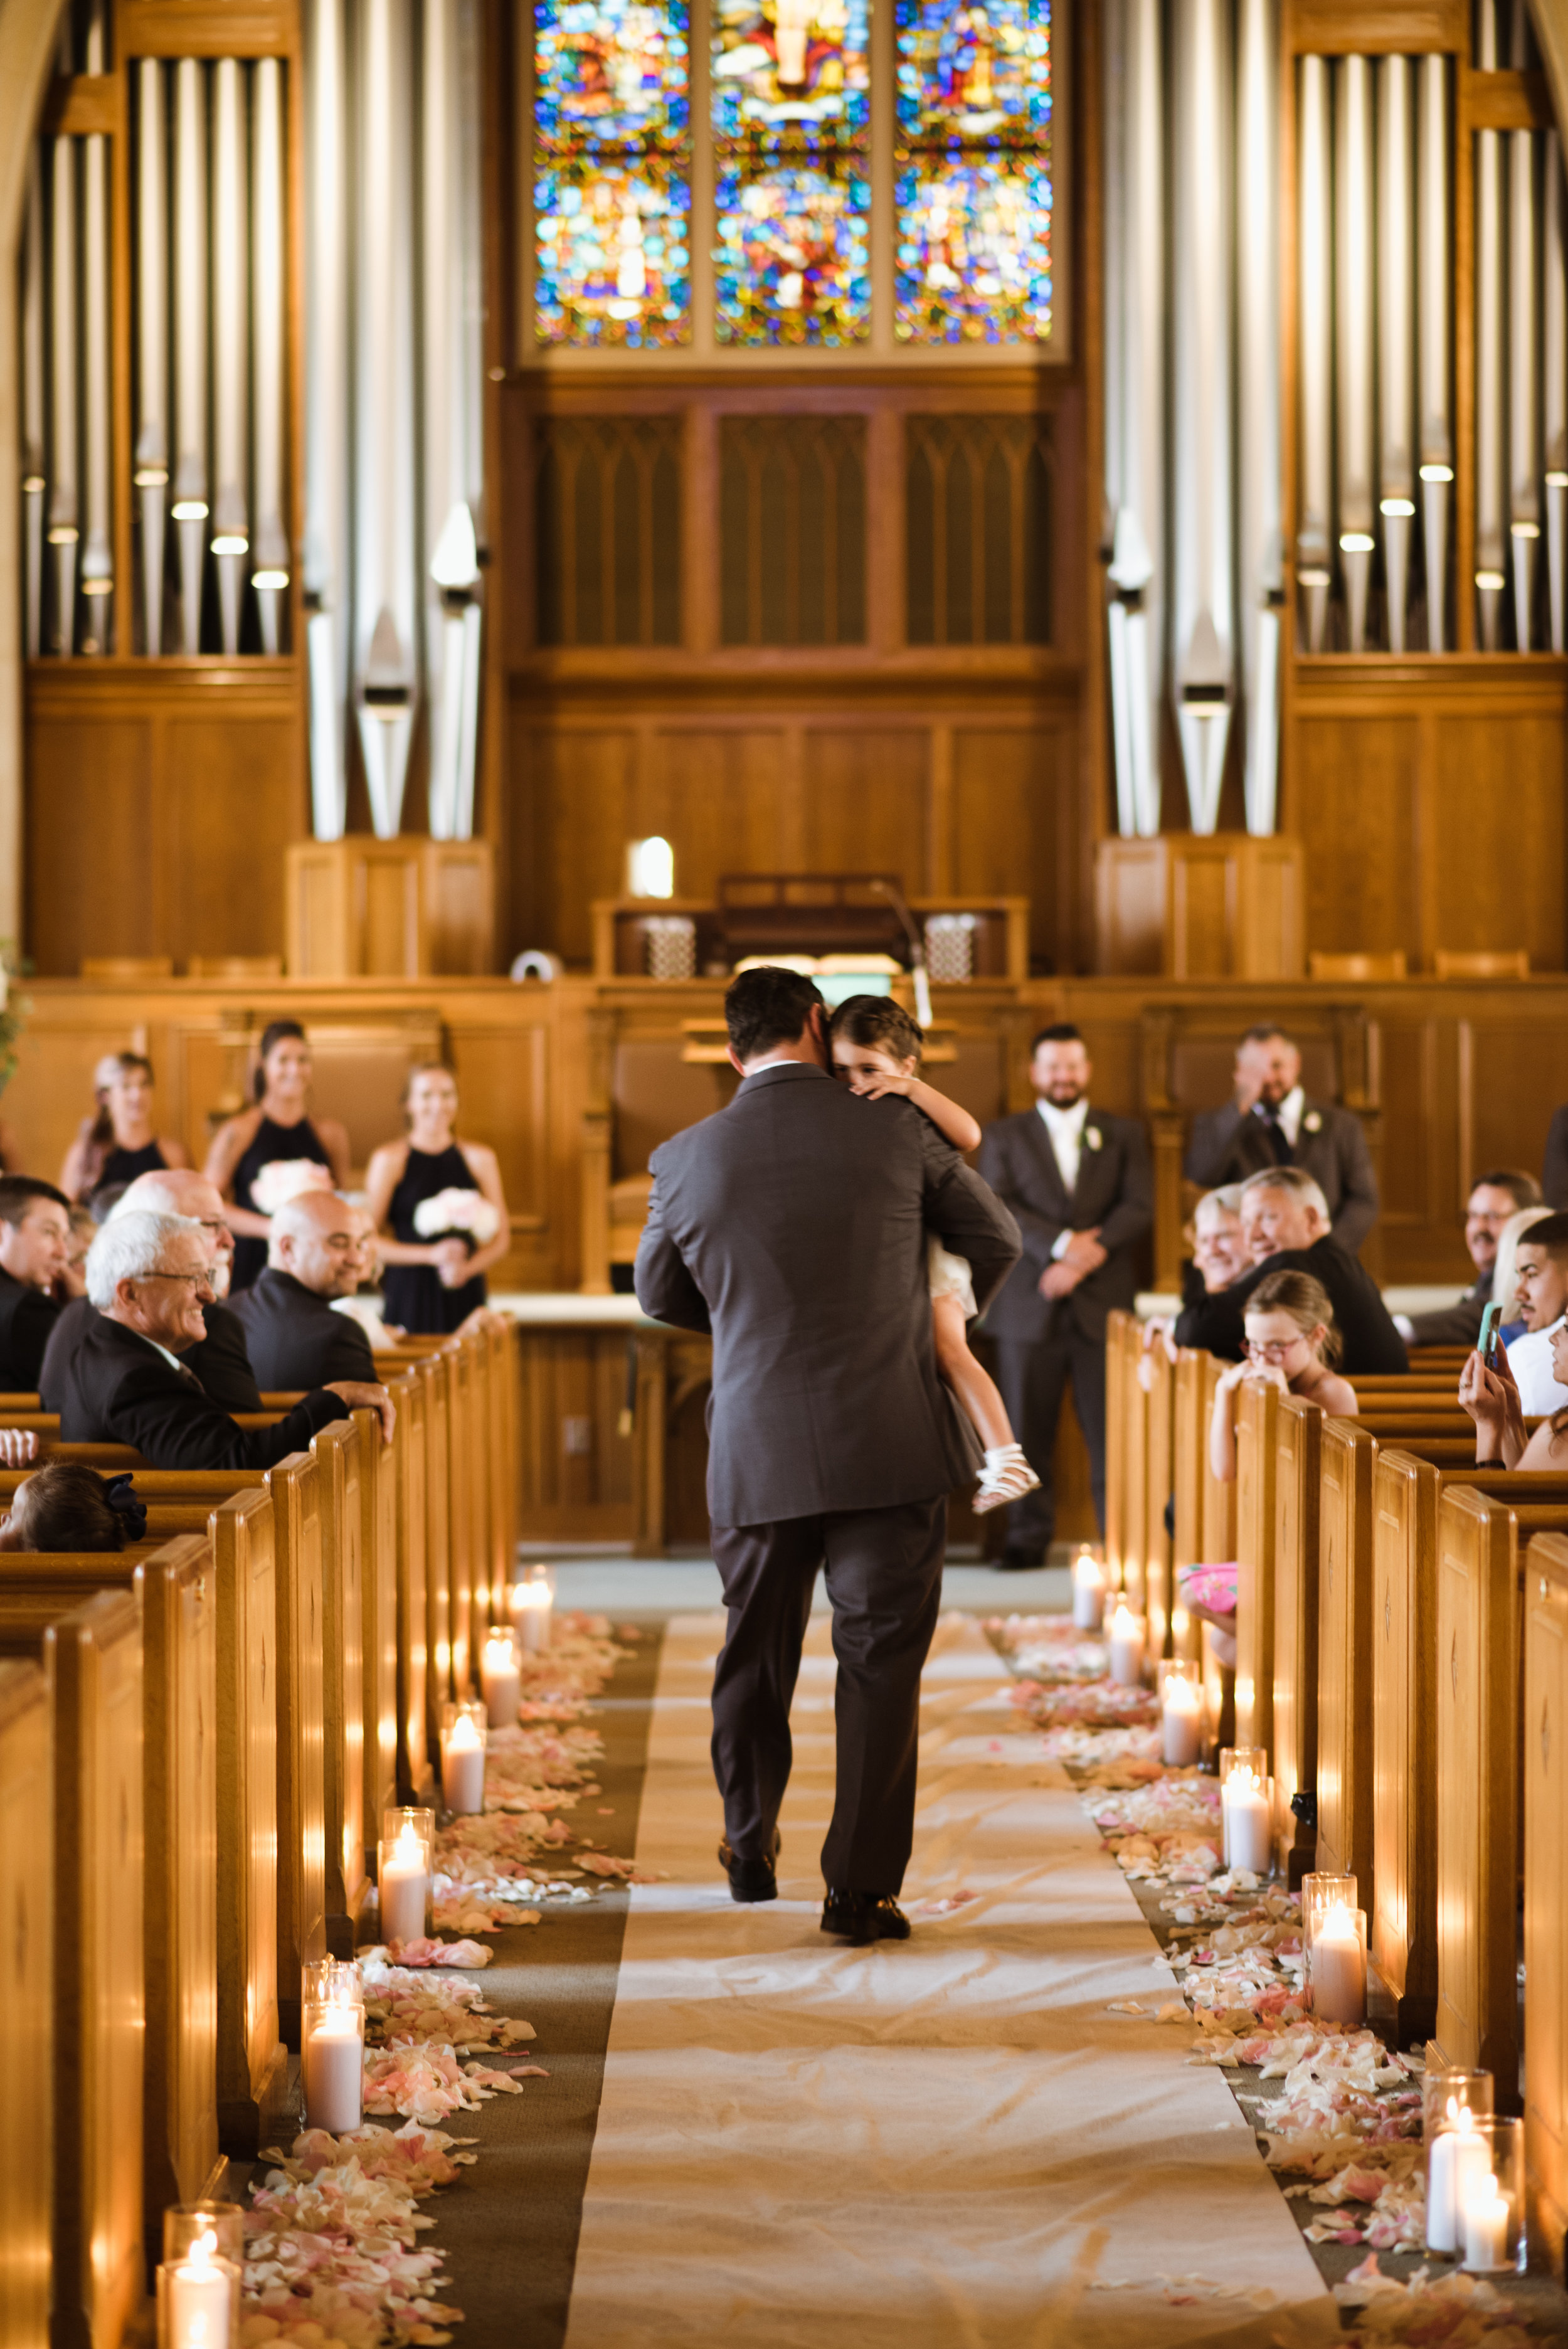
[80,0,112,644]
[1417,55,1452,650]
[172,58,208,657]
[1102,0,1162,839]
[1236,0,1279,833]
[1545,134,1568,652]
[49,134,79,656]
[252,59,289,655]
[1475,6,1505,649]
[135,60,167,654]
[1376,58,1415,654]
[21,147,45,659]
[304,0,351,837]
[1508,119,1539,649]
[1335,56,1374,653]
[1296,56,1332,655]
[211,60,250,655]
[1170,0,1232,835]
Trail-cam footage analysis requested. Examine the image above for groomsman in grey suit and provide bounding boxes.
[977,1025,1153,1570]
[1184,1024,1379,1255]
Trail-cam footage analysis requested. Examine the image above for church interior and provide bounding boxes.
[8,0,1568,2340]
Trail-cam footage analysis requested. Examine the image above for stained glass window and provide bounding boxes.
[714,162,869,345]
[894,0,1052,346]
[534,0,692,346]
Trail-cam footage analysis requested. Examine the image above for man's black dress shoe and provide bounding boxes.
[820,1889,911,1944]
[997,1549,1045,1572]
[718,1827,781,1903]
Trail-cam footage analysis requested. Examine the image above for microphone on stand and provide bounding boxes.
[869,879,934,1029]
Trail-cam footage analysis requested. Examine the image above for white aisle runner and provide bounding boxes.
[563,1612,1338,2349]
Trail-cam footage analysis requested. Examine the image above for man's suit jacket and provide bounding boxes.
[233,1269,376,1391]
[1406,1269,1490,1349]
[1543,1106,1568,1208]
[40,1295,263,1412]
[975,1105,1153,1347]
[1172,1237,1409,1374]
[633,1061,1020,1527]
[0,1269,60,1391]
[1184,1096,1380,1254]
[54,1312,349,1468]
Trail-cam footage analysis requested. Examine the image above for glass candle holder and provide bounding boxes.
[480,1625,521,1728]
[1424,2071,1496,2255]
[1217,1747,1271,1874]
[1158,1660,1202,1766]
[157,2205,243,2349]
[300,1959,364,2135]
[1305,1901,1367,2025]
[1106,1601,1145,1687]
[1457,2116,1526,2274]
[511,1562,556,1653]
[440,1697,488,1815]
[377,1806,434,1948]
[1422,2062,1495,2148]
[1071,1546,1106,1631]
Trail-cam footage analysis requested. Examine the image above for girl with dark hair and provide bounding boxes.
[203,1021,351,1292]
[365,1064,511,1334]
[827,994,1040,1516]
[60,1051,189,1205]
[0,1462,145,1551]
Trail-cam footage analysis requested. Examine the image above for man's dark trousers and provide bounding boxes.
[709,1496,946,1894]
[993,1329,1108,1555]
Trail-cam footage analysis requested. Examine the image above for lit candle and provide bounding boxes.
[442,1709,485,1814]
[1428,2109,1491,2254]
[1462,2174,1512,2272]
[481,1630,521,1728]
[379,1823,429,1946]
[1072,1547,1106,1631]
[511,1567,554,1653]
[164,2228,231,2349]
[1221,1765,1271,1874]
[1162,1676,1202,1766]
[302,2003,362,2134]
[1107,1603,1144,1687]
[1310,1900,1366,2024]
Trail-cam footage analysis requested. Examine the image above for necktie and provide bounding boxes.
[1256,1103,1292,1166]
[176,1361,206,1396]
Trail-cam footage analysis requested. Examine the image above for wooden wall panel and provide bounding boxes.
[162,716,302,963]
[799,728,929,880]
[514,728,638,965]
[645,729,791,893]
[1425,713,1568,972]
[26,719,156,972]
[1458,1019,1568,1197]
[952,724,1068,967]
[1291,714,1421,960]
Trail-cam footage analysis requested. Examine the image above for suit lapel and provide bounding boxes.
[1025,1107,1072,1210]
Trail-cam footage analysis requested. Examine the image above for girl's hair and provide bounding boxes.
[13,1463,140,1552]
[255,1019,309,1101]
[400,1060,458,1122]
[78,1053,156,1198]
[1246,1269,1343,1367]
[828,994,923,1068]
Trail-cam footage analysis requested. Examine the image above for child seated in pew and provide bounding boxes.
[0,1461,144,1551]
[1207,1270,1358,1483]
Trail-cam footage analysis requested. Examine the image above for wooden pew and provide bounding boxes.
[1121,1324,1149,1614]
[1142,1337,1174,1661]
[312,1418,369,1954]
[418,1352,454,1705]
[1104,1310,1132,1595]
[1522,1531,1568,2279]
[388,1369,433,1803]
[0,1658,51,2347]
[1431,1488,1568,2100]
[442,1339,476,1688]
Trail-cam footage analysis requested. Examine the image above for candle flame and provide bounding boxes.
[189,2227,218,2272]
[393,1823,423,1861]
[448,1711,482,1752]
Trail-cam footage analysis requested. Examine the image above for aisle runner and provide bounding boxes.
[564,1613,1339,2349]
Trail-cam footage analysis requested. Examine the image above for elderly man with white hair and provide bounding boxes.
[1171,1165,1407,1375]
[53,1210,392,1467]
[233,1190,379,1391]
[40,1167,263,1413]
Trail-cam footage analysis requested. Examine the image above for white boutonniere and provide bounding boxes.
[1084,1127,1103,1152]
[1303,1111,1322,1135]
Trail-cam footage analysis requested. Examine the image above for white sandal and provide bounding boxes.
[972,1445,1041,1515]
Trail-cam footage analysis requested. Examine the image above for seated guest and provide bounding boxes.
[40,1170,263,1413]
[233,1191,378,1389]
[204,1021,351,1292]
[1392,1170,1542,1347]
[365,1064,510,1335]
[1184,1025,1380,1254]
[60,1051,189,1206]
[0,1460,144,1551]
[1490,1203,1552,1349]
[331,1202,405,1350]
[0,1178,70,1388]
[1461,1310,1568,1469]
[1185,1184,1248,1301]
[1172,1166,1408,1374]
[58,1204,96,1300]
[56,1210,391,1468]
[1207,1271,1358,1482]
[1495,1213,1568,1416]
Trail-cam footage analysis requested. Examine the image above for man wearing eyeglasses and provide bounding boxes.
[51,1208,393,1467]
[40,1167,263,1412]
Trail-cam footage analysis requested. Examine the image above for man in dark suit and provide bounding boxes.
[233,1191,377,1391]
[41,1168,263,1412]
[0,1177,69,1389]
[634,966,1019,1946]
[1184,1025,1380,1255]
[1392,1169,1541,1348]
[1542,1111,1568,1211]
[975,1023,1153,1570]
[1173,1167,1408,1372]
[58,1207,392,1468]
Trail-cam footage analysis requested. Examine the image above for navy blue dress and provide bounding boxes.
[229,1114,335,1293]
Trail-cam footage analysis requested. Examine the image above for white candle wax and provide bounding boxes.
[1222,1771,1271,1874]
[1310,1902,1365,2024]
[302,2006,362,2133]
[379,1834,429,1946]
[1463,2176,1512,2272]
[1428,2119,1490,2254]
[442,1715,485,1814]
[1072,1553,1105,1631]
[1108,1606,1143,1687]
[1162,1682,1202,1766]
[481,1640,520,1728]
[166,2237,231,2349]
[512,1583,552,1653]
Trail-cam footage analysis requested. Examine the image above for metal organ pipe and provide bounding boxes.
[1475,5,1505,649]
[304,0,350,837]
[1296,55,1332,654]
[135,60,168,654]
[48,133,79,655]
[80,0,112,644]
[1236,0,1279,832]
[1334,56,1375,652]
[172,58,209,657]
[21,147,45,659]
[252,59,289,654]
[1417,54,1452,650]
[1376,57,1415,654]
[1545,133,1568,652]
[211,59,250,655]
[1508,129,1539,647]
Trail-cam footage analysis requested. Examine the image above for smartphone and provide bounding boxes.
[1478,1302,1502,1364]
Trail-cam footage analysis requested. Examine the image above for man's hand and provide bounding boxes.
[1061,1229,1108,1277]
[0,1428,39,1467]
[327,1381,396,1445]
[1039,1261,1079,1299]
[1232,1047,1266,1115]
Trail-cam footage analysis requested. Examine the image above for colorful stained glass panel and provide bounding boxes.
[711,0,870,139]
[534,0,690,149]
[894,0,1051,145]
[714,163,869,345]
[894,161,1051,344]
[535,166,691,346]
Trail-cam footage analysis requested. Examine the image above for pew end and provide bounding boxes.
[0,1658,51,2347]
[1523,1531,1568,2281]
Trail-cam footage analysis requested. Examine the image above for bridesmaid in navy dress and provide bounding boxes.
[365,1064,509,1334]
[60,1052,190,1206]
[204,1021,351,1291]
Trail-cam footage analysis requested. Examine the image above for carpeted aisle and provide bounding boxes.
[561,1613,1340,2349]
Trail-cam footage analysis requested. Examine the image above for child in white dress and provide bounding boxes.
[829,995,1041,1515]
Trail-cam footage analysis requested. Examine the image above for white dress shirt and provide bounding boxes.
[1254,1084,1306,1148]
[1037,1096,1091,1261]
[1507,1313,1568,1416]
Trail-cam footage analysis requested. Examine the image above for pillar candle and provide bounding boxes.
[1072,1550,1106,1631]
[511,1576,553,1653]
[1463,2176,1511,2272]
[164,2231,231,2349]
[1107,1604,1143,1687]
[442,1711,485,1814]
[1162,1677,1202,1766]
[302,2006,363,2134]
[379,1828,429,1946]
[1427,2114,1490,2253]
[1221,1767,1271,1874]
[481,1633,520,1727]
[1310,1901,1366,2023]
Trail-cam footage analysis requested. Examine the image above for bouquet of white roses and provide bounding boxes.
[250,1158,336,1215]
[413,1187,501,1246]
